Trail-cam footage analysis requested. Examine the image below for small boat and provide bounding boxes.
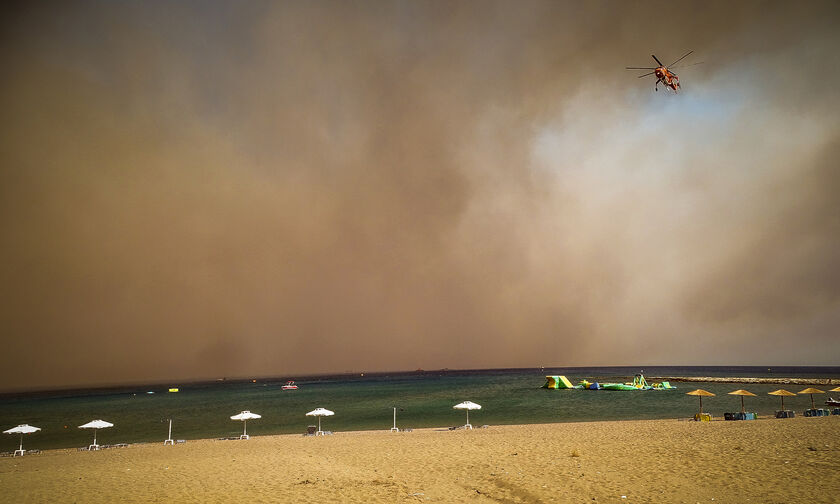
[281,381,298,390]
[826,397,840,407]
[168,388,179,393]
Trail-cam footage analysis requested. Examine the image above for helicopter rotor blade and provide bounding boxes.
[636,71,655,78]
[670,61,705,70]
[626,67,657,70]
[668,50,693,67]
[651,54,664,66]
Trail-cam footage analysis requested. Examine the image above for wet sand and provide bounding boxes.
[2,416,838,503]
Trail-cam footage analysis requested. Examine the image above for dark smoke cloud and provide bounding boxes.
[1,1,838,391]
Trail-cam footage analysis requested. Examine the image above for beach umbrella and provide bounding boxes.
[390,406,403,432]
[3,424,41,456]
[728,389,757,413]
[797,387,825,410]
[768,389,797,410]
[230,411,261,439]
[78,419,114,450]
[685,389,715,414]
[306,408,334,435]
[163,418,174,445]
[453,401,481,429]
[829,386,840,393]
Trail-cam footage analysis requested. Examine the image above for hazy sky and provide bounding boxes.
[1,1,838,391]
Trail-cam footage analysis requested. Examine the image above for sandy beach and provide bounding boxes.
[2,416,838,503]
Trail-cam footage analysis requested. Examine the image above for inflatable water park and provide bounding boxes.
[543,373,676,391]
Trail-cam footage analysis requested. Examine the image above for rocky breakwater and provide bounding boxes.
[652,376,839,386]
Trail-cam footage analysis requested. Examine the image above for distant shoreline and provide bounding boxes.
[4,365,840,397]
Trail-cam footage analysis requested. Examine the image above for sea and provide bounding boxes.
[2,366,839,452]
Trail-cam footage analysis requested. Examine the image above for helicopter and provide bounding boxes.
[626,51,701,93]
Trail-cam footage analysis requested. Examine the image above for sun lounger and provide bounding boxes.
[724,412,756,420]
[775,410,795,418]
[176,439,186,444]
[693,413,712,422]
[804,408,830,417]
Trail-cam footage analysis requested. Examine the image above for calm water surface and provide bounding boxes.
[2,366,838,451]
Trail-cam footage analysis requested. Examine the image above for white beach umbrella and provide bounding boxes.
[305,408,334,435]
[230,411,261,439]
[453,401,481,429]
[78,419,114,449]
[163,418,174,445]
[4,424,41,456]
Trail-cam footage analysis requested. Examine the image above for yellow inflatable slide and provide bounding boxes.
[543,375,574,389]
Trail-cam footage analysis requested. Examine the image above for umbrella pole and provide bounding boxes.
[699,396,703,414]
[466,409,469,427]
[741,396,745,413]
[93,429,97,447]
[20,433,23,453]
[244,420,247,438]
[810,394,815,410]
[318,416,321,433]
[781,396,785,410]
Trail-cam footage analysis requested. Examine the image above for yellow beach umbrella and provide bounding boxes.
[728,389,757,413]
[829,386,840,393]
[768,389,797,410]
[798,387,825,410]
[686,389,715,414]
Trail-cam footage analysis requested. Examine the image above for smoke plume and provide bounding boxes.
[1,1,838,390]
